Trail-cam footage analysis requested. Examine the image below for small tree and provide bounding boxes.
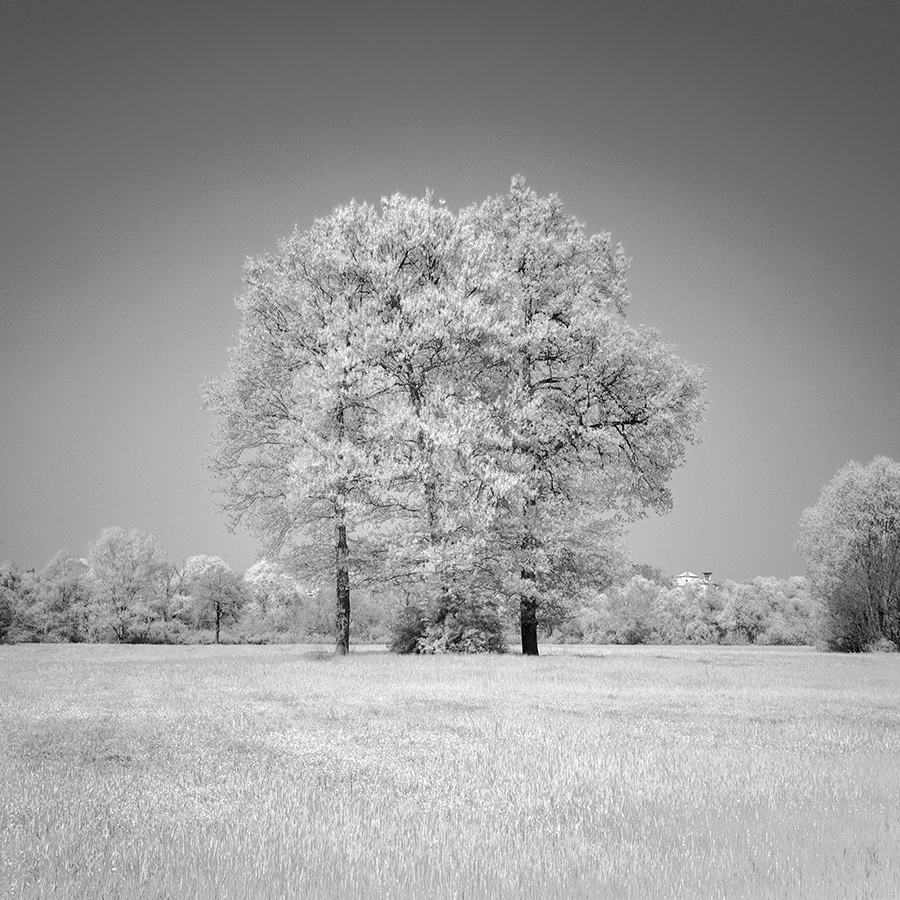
[87,528,169,642]
[798,456,900,651]
[31,552,91,641]
[183,556,244,644]
[0,561,25,643]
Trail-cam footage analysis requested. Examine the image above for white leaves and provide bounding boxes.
[798,456,900,589]
[205,178,707,608]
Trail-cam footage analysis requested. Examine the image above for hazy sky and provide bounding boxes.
[2,0,898,582]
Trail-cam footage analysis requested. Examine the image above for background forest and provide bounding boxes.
[0,526,818,649]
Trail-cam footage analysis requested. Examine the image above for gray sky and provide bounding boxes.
[2,0,898,582]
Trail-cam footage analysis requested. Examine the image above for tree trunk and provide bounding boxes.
[520,587,539,656]
[334,386,351,657]
[520,494,540,656]
[410,379,446,611]
[335,514,351,656]
[517,336,540,657]
[215,603,221,644]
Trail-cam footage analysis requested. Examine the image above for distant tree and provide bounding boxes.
[183,556,245,644]
[798,456,900,651]
[632,563,669,586]
[238,558,305,637]
[718,580,768,643]
[0,561,23,642]
[604,576,662,644]
[0,564,40,642]
[776,576,819,645]
[87,527,169,642]
[30,552,91,641]
[715,576,817,646]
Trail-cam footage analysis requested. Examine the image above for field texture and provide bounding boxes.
[1,644,898,899]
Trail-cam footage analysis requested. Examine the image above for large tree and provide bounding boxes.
[206,179,706,655]
[205,202,392,654]
[798,456,900,651]
[469,177,707,654]
[356,194,504,629]
[206,196,500,653]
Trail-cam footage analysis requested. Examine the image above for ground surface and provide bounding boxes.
[1,643,898,899]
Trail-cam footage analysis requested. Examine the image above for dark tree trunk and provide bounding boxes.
[520,589,539,656]
[335,516,351,656]
[215,603,221,644]
[520,498,540,656]
[518,341,540,657]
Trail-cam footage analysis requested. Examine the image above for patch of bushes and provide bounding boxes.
[389,594,507,654]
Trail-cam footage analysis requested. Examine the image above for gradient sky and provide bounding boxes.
[2,0,898,582]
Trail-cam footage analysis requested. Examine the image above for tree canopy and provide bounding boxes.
[798,456,900,651]
[205,178,707,654]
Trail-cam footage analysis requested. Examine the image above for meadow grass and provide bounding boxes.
[1,643,898,899]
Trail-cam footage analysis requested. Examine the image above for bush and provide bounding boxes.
[388,605,426,654]
[822,580,882,652]
[684,619,714,644]
[389,594,507,654]
[416,595,507,654]
[144,620,190,644]
[865,636,898,653]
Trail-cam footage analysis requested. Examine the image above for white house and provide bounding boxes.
[674,571,718,590]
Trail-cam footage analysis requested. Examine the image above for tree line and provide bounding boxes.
[0,525,819,648]
[4,458,897,653]
[0,526,385,646]
[553,572,818,647]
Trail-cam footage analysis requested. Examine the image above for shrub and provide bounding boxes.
[388,605,426,654]
[417,615,507,654]
[865,636,898,653]
[822,579,882,652]
[390,593,507,654]
[416,595,507,654]
[144,620,190,644]
[684,619,715,645]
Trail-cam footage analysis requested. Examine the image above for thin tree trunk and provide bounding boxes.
[519,493,540,655]
[215,603,221,644]
[518,333,540,656]
[335,509,351,655]
[334,385,351,657]
[410,379,446,612]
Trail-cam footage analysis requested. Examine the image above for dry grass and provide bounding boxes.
[1,643,898,899]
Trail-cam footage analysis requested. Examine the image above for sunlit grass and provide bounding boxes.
[1,644,898,898]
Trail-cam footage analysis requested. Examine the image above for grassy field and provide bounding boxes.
[1,644,898,899]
